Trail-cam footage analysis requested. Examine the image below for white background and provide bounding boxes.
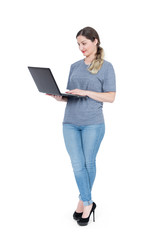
[0,0,160,239]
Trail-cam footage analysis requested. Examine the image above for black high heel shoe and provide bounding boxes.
[73,211,83,221]
[77,202,96,226]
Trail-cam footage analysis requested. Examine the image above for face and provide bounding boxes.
[77,35,98,57]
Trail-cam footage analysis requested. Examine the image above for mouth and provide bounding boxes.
[82,50,86,54]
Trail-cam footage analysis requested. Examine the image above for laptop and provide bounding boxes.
[28,66,85,98]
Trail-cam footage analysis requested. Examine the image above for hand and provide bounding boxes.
[46,94,63,101]
[66,89,88,96]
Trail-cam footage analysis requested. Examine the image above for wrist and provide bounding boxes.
[85,90,92,97]
[62,97,68,102]
[85,90,90,97]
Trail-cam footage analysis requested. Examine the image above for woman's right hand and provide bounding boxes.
[46,94,67,102]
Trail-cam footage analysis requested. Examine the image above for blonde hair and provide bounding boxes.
[76,27,104,74]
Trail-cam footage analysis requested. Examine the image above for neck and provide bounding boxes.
[84,56,94,65]
[84,52,97,65]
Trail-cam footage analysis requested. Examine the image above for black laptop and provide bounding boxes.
[28,66,85,98]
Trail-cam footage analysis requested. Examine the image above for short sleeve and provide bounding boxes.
[102,62,116,92]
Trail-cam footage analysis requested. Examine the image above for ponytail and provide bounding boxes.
[88,46,104,74]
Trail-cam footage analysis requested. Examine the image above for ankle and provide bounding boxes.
[82,204,93,217]
[76,200,84,213]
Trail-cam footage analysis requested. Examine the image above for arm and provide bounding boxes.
[46,94,68,102]
[86,91,116,103]
[66,89,116,103]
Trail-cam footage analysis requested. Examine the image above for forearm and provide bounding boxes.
[86,91,116,103]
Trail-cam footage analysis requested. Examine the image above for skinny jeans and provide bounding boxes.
[63,123,105,206]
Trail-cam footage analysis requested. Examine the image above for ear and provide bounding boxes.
[94,39,98,45]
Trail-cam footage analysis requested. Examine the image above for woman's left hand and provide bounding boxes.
[66,89,88,96]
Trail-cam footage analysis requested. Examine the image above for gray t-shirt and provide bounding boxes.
[63,59,116,126]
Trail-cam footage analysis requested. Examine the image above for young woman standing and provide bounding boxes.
[49,27,116,226]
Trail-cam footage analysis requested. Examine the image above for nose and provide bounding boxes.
[79,44,84,51]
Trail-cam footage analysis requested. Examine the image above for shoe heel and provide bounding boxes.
[93,210,95,222]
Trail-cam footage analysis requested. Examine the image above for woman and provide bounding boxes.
[48,27,116,226]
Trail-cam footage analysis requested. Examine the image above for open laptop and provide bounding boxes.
[28,66,85,98]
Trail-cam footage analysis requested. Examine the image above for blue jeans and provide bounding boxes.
[63,123,105,206]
